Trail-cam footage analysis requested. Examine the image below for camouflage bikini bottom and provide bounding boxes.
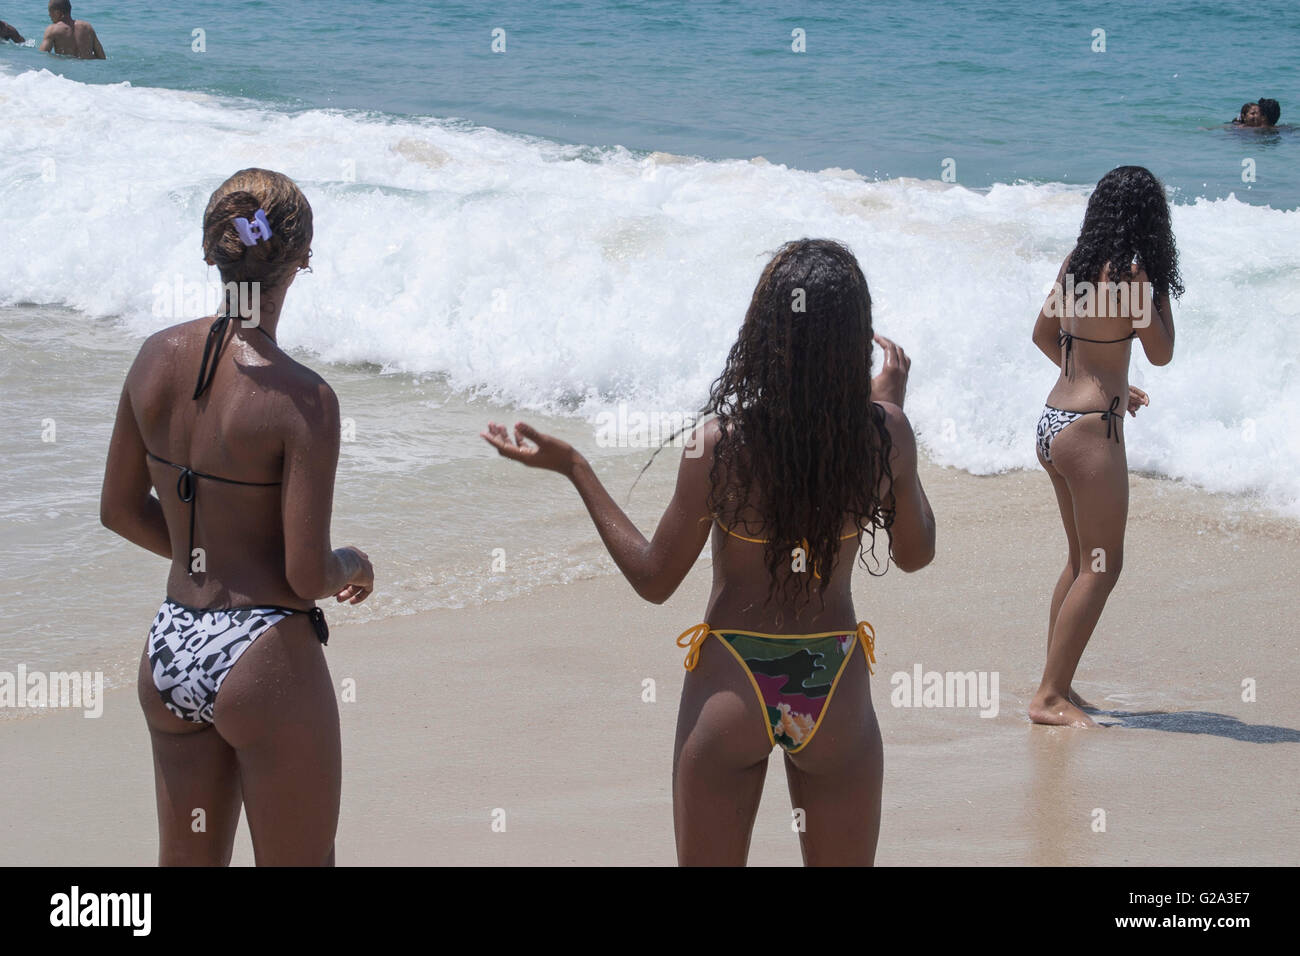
[676,622,876,753]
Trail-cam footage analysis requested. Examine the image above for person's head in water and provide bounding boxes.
[48,0,71,23]
[1070,165,1185,306]
[704,238,897,611]
[203,169,313,313]
[1235,99,1281,127]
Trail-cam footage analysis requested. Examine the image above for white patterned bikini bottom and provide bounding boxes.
[1035,396,1123,464]
[146,598,328,723]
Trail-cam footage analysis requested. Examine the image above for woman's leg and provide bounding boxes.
[1030,416,1128,727]
[1039,448,1089,707]
[213,614,341,866]
[783,645,883,866]
[672,638,773,866]
[136,650,243,866]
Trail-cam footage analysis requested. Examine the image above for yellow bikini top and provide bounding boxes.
[702,516,862,582]
[706,516,860,544]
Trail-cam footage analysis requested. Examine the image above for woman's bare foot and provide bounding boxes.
[1030,692,1098,727]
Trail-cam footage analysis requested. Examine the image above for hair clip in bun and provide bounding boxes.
[233,209,273,247]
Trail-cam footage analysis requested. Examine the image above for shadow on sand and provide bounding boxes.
[1086,708,1300,743]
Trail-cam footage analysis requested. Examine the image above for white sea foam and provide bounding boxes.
[3,67,1298,513]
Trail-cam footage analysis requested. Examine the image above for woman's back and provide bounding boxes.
[700,416,892,633]
[1043,165,1182,415]
[1047,260,1146,412]
[127,315,331,609]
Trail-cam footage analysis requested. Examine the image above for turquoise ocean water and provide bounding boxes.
[3,0,1296,202]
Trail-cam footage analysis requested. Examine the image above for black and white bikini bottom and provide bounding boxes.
[1035,396,1123,464]
[146,598,328,724]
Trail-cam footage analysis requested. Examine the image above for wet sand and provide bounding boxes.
[2,463,1297,865]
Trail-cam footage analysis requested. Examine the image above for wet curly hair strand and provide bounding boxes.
[704,238,897,611]
[1068,165,1185,304]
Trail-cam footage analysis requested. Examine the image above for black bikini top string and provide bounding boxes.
[1057,329,1074,377]
[193,313,234,400]
[1058,329,1137,378]
[147,453,280,576]
[181,313,277,573]
[144,454,203,574]
[176,464,199,571]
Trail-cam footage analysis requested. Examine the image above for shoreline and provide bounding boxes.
[2,453,1297,714]
[3,462,1297,865]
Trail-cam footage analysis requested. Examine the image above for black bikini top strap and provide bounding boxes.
[150,316,282,575]
[147,453,199,570]
[1058,329,1137,377]
[146,451,281,577]
[1057,328,1074,377]
[194,312,280,400]
[148,453,280,489]
[193,314,234,400]
[1059,329,1137,345]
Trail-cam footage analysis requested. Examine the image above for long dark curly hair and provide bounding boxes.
[705,238,896,611]
[1068,166,1185,303]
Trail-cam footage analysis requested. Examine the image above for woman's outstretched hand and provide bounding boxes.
[481,421,582,476]
[1127,385,1150,416]
[872,334,911,407]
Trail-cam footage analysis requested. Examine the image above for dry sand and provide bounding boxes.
[2,461,1297,865]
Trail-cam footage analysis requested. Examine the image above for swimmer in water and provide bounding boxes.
[1231,99,1281,129]
[39,0,104,58]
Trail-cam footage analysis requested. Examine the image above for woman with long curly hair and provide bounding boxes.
[1030,165,1182,727]
[481,238,935,865]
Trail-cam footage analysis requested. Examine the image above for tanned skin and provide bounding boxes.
[102,264,374,865]
[1029,254,1175,727]
[482,335,935,865]
[40,1,105,58]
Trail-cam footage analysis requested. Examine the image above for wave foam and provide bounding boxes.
[2,68,1297,513]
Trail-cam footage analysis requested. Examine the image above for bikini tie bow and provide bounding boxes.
[233,209,273,247]
[856,621,877,675]
[676,623,713,671]
[1100,394,1122,442]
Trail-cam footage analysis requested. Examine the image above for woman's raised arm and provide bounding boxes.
[481,420,715,604]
